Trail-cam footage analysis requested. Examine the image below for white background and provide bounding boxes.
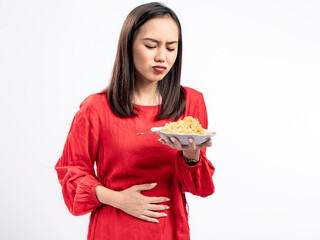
[1,0,319,239]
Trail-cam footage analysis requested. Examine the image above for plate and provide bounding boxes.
[151,127,216,146]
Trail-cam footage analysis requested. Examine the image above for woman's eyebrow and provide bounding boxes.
[142,38,178,44]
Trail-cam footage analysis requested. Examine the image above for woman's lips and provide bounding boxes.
[152,66,167,73]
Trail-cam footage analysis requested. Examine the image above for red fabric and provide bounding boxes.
[55,87,215,240]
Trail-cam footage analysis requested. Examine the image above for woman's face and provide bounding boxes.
[132,16,179,84]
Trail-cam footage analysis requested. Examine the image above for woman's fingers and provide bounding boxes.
[144,210,167,218]
[138,209,167,223]
[148,203,170,211]
[159,137,211,151]
[187,138,197,150]
[159,137,176,148]
[148,196,170,204]
[132,183,157,192]
[159,137,213,165]
[158,137,183,150]
[170,137,183,150]
[139,215,160,223]
[198,138,212,148]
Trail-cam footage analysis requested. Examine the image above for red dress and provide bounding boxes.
[55,86,215,240]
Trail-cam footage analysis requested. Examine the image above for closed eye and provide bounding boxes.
[145,45,156,49]
[167,48,175,52]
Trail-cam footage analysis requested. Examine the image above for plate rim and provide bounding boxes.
[151,127,216,137]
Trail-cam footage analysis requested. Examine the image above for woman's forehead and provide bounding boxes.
[136,17,179,41]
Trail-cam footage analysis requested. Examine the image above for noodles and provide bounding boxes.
[161,116,206,135]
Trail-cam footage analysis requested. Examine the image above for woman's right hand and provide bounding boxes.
[95,183,170,223]
[115,183,170,223]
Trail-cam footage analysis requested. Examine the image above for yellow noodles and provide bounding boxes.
[161,116,205,135]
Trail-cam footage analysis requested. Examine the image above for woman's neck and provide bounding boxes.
[133,81,161,106]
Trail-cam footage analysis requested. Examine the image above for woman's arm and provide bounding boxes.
[159,91,215,197]
[56,96,170,221]
[159,137,215,196]
[55,96,103,216]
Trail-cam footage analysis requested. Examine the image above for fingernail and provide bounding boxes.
[163,213,167,216]
[189,139,193,143]
[151,183,157,187]
[171,137,175,142]
[154,219,159,223]
[166,206,170,209]
[166,198,170,201]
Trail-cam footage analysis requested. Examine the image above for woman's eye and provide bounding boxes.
[145,45,156,49]
[167,48,175,52]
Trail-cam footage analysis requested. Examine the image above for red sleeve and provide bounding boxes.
[175,91,215,197]
[55,96,103,216]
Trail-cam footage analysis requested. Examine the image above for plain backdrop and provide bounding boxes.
[1,0,319,239]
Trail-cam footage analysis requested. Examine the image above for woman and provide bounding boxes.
[55,2,215,239]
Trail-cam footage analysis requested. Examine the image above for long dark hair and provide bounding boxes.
[106,2,185,120]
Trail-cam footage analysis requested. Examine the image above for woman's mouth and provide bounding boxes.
[152,66,167,73]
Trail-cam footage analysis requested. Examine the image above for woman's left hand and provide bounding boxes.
[158,137,212,162]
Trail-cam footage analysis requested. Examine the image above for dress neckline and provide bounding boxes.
[133,103,161,108]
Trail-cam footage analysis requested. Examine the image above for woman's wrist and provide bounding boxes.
[95,185,121,208]
[182,149,200,163]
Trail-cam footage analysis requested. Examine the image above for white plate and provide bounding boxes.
[151,127,216,146]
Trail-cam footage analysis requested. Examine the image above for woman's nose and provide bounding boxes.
[155,48,165,62]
